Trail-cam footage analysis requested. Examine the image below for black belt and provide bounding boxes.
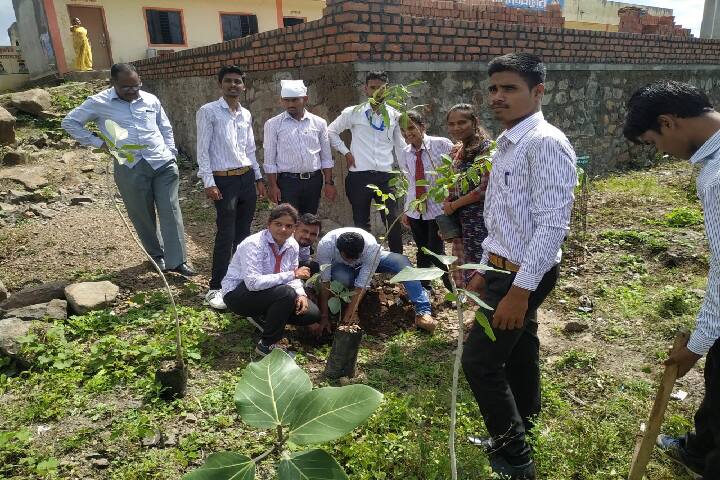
[278,170,321,180]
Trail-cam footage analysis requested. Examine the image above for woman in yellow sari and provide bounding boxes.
[70,18,93,71]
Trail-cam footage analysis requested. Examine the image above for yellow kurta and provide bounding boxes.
[71,26,93,71]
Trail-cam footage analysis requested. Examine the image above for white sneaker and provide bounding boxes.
[205,289,227,310]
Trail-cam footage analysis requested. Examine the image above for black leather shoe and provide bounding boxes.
[169,263,197,277]
[151,257,166,271]
[490,455,536,480]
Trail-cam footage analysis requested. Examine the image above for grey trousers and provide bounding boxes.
[113,159,187,269]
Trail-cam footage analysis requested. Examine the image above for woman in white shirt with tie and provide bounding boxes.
[221,204,321,356]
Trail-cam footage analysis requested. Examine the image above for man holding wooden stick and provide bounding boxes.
[624,80,720,479]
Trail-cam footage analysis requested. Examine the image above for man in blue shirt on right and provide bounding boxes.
[624,80,720,480]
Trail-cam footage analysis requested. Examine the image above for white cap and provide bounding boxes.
[280,79,307,98]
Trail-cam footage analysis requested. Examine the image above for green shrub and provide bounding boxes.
[665,207,703,227]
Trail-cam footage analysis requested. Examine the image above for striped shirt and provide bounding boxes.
[327,103,407,172]
[62,88,176,170]
[196,98,262,189]
[480,112,577,291]
[316,227,388,288]
[688,129,720,355]
[401,135,455,220]
[262,110,333,174]
[221,229,304,297]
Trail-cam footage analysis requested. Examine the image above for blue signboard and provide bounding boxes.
[504,0,563,10]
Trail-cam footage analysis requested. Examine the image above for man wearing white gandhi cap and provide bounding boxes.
[264,79,336,215]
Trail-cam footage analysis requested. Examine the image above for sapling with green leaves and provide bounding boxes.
[95,119,187,397]
[390,249,506,480]
[183,349,383,480]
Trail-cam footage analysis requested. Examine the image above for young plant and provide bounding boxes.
[95,119,187,397]
[390,249,505,480]
[183,349,383,479]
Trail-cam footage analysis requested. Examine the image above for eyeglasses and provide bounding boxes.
[118,83,142,92]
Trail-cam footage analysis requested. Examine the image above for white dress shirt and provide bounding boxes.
[316,227,388,288]
[327,103,407,172]
[221,229,304,297]
[62,88,176,170]
[480,112,577,291]
[401,135,455,220]
[263,110,333,174]
[687,129,720,355]
[196,98,262,188]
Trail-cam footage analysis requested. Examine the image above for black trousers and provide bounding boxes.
[277,172,323,215]
[407,216,452,291]
[345,170,402,254]
[209,172,257,289]
[685,338,720,472]
[461,264,560,464]
[224,282,320,345]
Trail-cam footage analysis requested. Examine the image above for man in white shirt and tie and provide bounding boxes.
[196,65,266,310]
[328,71,407,254]
[264,80,336,215]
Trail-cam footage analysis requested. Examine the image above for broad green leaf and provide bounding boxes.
[475,310,497,342]
[277,449,347,480]
[420,247,457,266]
[329,281,346,294]
[390,266,444,283]
[289,385,382,445]
[234,348,312,428]
[182,452,255,480]
[105,119,128,143]
[415,179,429,187]
[328,297,342,315]
[121,144,145,150]
[445,292,457,302]
[457,263,509,274]
[460,288,495,312]
[380,107,391,132]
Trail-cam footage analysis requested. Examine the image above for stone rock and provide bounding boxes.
[70,196,94,206]
[2,150,30,166]
[0,280,7,302]
[142,431,163,448]
[0,202,17,213]
[3,299,67,321]
[0,281,68,311]
[10,89,52,116]
[64,281,120,314]
[29,134,48,148]
[0,105,15,146]
[561,283,583,296]
[90,457,110,469]
[564,321,589,334]
[0,169,48,190]
[30,205,55,219]
[7,189,35,203]
[81,164,95,173]
[0,317,31,361]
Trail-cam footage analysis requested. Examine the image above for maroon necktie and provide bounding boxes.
[415,149,426,200]
[269,243,284,273]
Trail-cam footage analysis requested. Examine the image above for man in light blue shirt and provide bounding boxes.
[624,80,720,480]
[62,63,194,276]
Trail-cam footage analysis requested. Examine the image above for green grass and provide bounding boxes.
[0,160,706,480]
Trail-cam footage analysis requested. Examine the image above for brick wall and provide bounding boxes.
[134,0,720,80]
[618,6,691,37]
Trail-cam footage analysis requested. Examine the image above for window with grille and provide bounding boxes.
[145,9,185,45]
[283,17,305,27]
[220,14,259,41]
